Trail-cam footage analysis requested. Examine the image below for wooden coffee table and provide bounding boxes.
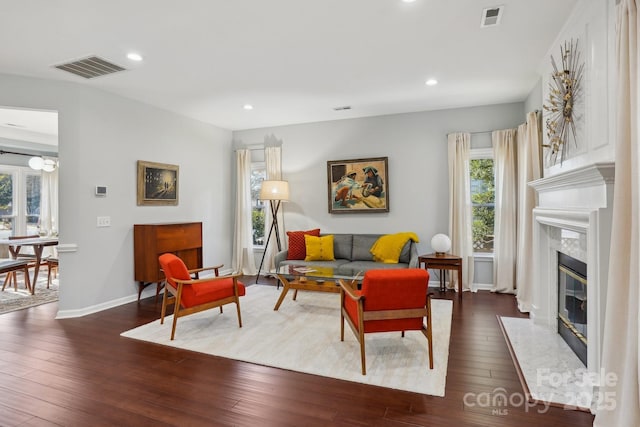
[274,265,362,311]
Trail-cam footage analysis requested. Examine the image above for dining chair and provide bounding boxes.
[47,257,58,288]
[0,259,32,293]
[338,268,433,375]
[8,234,57,289]
[5,235,46,289]
[158,253,246,340]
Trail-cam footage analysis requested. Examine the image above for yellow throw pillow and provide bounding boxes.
[370,232,420,263]
[304,235,335,261]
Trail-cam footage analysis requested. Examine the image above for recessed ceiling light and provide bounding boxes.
[402,0,417,3]
[127,52,143,61]
[425,79,438,86]
[243,104,254,110]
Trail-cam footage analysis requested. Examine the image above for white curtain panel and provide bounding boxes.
[492,129,517,294]
[231,149,257,275]
[263,145,285,273]
[515,112,541,312]
[595,0,640,425]
[447,132,474,291]
[40,168,59,258]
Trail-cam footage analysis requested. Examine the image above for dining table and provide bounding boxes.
[0,236,59,293]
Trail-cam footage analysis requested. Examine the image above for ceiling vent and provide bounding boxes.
[481,6,504,28]
[53,56,126,79]
[333,106,352,111]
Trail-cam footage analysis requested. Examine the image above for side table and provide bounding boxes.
[418,253,463,300]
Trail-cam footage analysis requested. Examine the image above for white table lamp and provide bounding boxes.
[431,234,451,256]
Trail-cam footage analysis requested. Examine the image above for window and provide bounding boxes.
[0,167,42,239]
[0,172,13,238]
[26,173,41,235]
[251,163,266,246]
[470,151,494,253]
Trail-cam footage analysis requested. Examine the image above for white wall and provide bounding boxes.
[0,73,233,316]
[539,0,616,175]
[234,103,525,287]
[525,78,543,114]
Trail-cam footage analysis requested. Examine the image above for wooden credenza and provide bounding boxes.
[133,222,203,300]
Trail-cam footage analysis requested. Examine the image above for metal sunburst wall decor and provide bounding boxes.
[543,38,584,165]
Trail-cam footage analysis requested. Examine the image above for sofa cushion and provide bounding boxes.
[286,228,321,260]
[399,241,412,264]
[279,259,351,269]
[351,235,379,261]
[343,261,410,271]
[331,234,353,260]
[305,235,335,261]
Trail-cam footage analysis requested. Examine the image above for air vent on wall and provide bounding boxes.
[481,5,504,28]
[53,56,126,79]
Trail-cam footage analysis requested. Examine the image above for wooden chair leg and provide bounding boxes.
[170,302,180,341]
[23,267,32,294]
[1,273,9,291]
[160,287,169,324]
[235,299,242,328]
[359,330,366,375]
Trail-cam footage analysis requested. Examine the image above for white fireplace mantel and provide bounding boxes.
[530,161,614,378]
[530,162,615,193]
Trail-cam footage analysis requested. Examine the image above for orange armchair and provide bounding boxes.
[339,268,433,375]
[158,253,246,340]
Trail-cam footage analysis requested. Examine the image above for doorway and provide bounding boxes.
[0,107,59,313]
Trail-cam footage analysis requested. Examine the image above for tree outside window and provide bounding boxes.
[0,173,13,236]
[26,173,41,235]
[470,158,495,252]
[251,167,266,246]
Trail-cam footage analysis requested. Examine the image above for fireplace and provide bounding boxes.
[530,162,614,379]
[557,252,587,365]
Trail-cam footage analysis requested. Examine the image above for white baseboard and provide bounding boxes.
[56,293,141,319]
[473,282,494,291]
[56,268,237,319]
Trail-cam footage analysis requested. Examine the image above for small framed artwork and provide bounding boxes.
[327,156,389,214]
[137,160,179,206]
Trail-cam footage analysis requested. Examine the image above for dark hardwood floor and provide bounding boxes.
[0,277,595,426]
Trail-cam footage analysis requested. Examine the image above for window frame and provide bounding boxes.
[0,165,42,239]
[250,161,266,249]
[469,148,495,255]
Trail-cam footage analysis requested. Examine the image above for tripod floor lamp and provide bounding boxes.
[255,180,289,284]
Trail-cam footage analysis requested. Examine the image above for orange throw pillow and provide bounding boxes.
[286,229,321,260]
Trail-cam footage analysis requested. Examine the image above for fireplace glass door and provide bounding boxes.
[557,252,587,365]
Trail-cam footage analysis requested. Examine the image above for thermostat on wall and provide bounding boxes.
[95,186,107,197]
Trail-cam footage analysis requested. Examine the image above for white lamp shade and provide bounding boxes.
[28,156,44,170]
[431,233,451,254]
[259,180,289,201]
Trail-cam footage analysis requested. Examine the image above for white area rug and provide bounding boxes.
[499,316,593,410]
[122,285,453,396]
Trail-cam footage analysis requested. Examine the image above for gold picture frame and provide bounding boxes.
[137,160,179,206]
[327,157,389,214]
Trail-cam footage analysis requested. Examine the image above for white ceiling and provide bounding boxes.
[0,0,578,132]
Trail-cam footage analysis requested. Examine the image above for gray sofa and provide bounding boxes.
[274,233,418,272]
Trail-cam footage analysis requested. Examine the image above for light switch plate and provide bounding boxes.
[97,216,111,227]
